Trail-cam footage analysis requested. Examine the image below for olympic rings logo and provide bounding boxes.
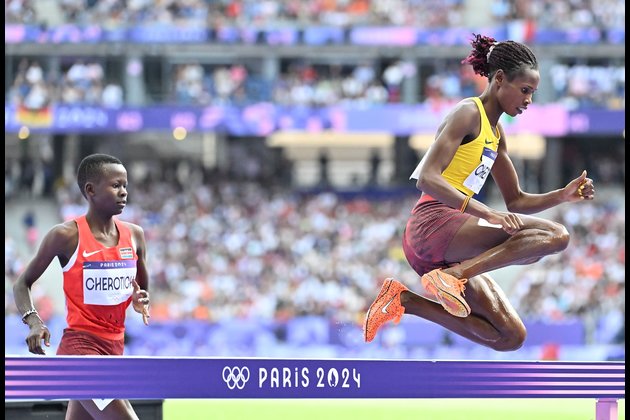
[222,366,250,390]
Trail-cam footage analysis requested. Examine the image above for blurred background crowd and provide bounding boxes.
[5,0,625,30]
[5,44,626,109]
[5,0,626,110]
[5,0,625,361]
[148,59,625,109]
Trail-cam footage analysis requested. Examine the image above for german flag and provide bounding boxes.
[16,104,53,127]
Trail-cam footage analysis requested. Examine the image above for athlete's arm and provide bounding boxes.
[129,223,150,325]
[130,224,149,291]
[492,124,594,214]
[417,100,495,220]
[416,101,478,205]
[13,222,77,354]
[417,103,525,234]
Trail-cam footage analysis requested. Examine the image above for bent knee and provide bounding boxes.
[549,222,570,252]
[492,323,527,352]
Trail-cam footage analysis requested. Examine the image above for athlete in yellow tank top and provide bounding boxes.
[441,97,500,197]
[364,34,596,351]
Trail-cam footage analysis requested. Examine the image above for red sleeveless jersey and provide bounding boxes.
[62,215,137,340]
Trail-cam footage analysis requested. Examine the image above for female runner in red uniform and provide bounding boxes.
[14,153,151,419]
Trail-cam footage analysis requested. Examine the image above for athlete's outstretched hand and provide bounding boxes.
[564,170,595,202]
[26,321,50,355]
[132,280,150,325]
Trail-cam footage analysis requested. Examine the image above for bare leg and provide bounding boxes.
[401,273,526,351]
[443,214,570,280]
[65,401,93,420]
[401,214,567,351]
[66,400,138,420]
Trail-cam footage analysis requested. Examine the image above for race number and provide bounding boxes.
[463,147,497,194]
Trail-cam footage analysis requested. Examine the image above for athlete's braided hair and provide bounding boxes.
[77,153,123,198]
[462,33,538,81]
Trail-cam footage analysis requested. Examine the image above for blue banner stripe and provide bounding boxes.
[5,357,625,400]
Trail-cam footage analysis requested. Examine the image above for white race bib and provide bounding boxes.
[463,147,497,194]
[83,260,136,305]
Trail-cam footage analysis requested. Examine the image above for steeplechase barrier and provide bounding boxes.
[5,357,625,420]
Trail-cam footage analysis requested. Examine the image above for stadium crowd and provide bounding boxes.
[7,56,625,110]
[5,171,625,354]
[5,0,624,361]
[6,0,624,30]
[6,0,625,109]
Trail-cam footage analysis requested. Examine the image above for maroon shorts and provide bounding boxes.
[56,329,125,356]
[402,194,471,277]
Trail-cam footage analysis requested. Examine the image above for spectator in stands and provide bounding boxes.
[5,0,37,24]
[22,209,39,251]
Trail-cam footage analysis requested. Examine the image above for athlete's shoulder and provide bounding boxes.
[119,221,147,255]
[443,98,481,129]
[40,220,79,257]
[454,97,481,115]
[449,98,479,119]
[48,220,79,240]
[119,221,145,237]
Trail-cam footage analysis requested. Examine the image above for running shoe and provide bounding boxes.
[421,269,470,317]
[364,278,408,343]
